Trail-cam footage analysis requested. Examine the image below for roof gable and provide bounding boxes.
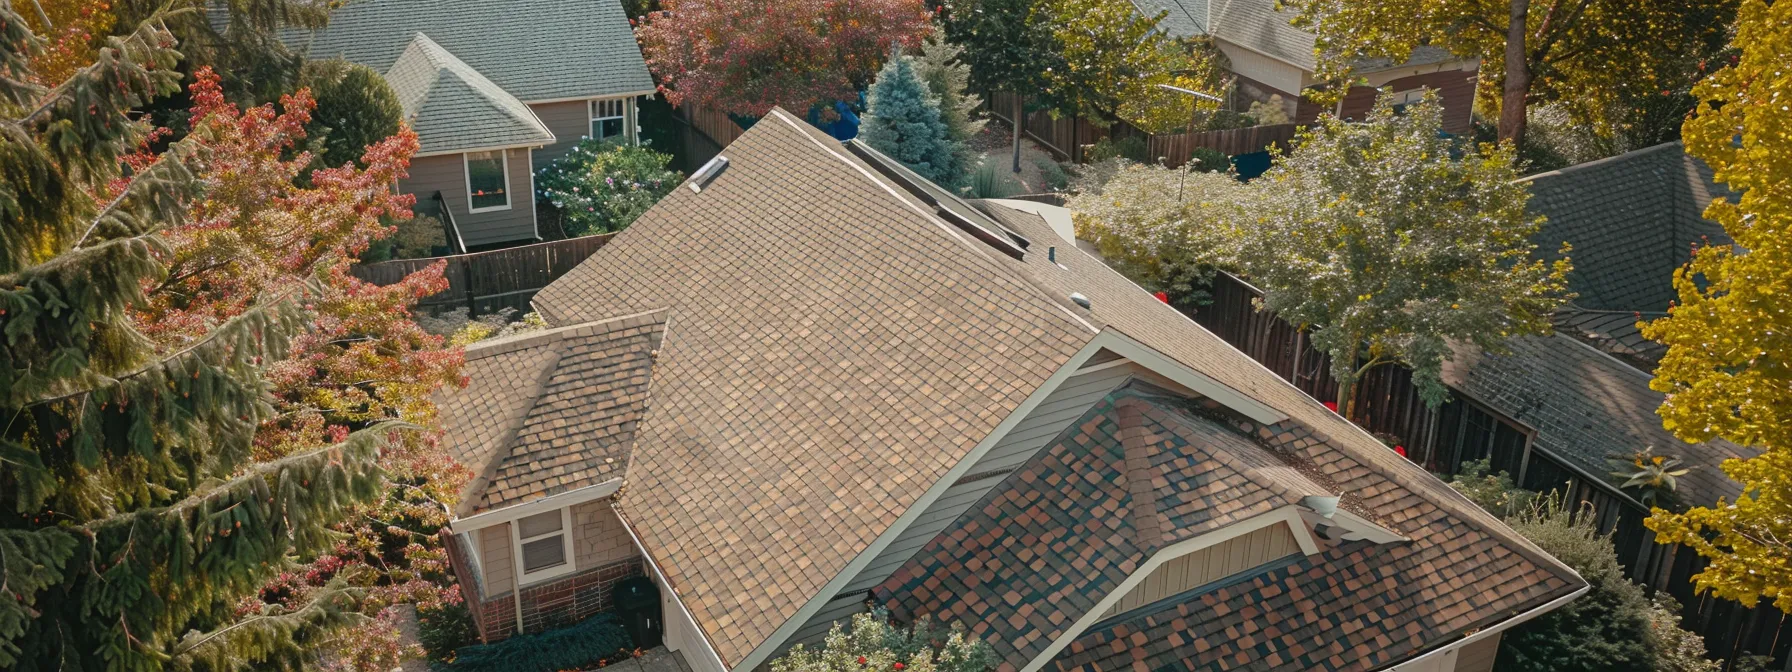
[385,33,555,155]
[293,0,654,102]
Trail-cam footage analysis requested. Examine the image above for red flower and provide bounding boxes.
[895,664,906,670]
[1323,401,1338,413]
[857,658,867,666]
[1153,291,1169,304]
[1394,445,1408,458]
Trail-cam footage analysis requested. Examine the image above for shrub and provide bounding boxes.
[908,26,985,177]
[1447,458,1539,518]
[1497,501,1660,672]
[537,140,680,237]
[1246,95,1291,125]
[418,603,479,666]
[300,58,403,169]
[771,610,996,672]
[392,215,447,259]
[862,55,968,187]
[967,160,1019,199]
[1187,147,1230,173]
[1033,156,1071,192]
[1086,135,1148,163]
[1203,110,1258,130]
[440,613,633,672]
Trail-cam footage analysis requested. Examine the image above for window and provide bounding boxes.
[465,151,510,212]
[513,509,574,583]
[590,98,626,141]
[1390,87,1431,115]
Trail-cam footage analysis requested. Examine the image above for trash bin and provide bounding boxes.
[613,576,663,649]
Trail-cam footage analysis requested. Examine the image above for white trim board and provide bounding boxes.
[1092,331,1285,425]
[1381,584,1589,671]
[448,478,622,534]
[464,150,514,213]
[617,505,731,672]
[524,90,658,105]
[415,140,548,159]
[1015,506,1319,672]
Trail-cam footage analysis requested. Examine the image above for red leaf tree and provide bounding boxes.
[636,0,931,117]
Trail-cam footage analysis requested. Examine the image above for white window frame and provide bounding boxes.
[1390,86,1432,107]
[511,507,576,585]
[589,98,626,142]
[464,150,512,213]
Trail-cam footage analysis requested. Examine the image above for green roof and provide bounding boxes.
[293,0,654,103]
[384,34,555,155]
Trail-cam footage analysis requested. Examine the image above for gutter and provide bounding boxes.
[1379,584,1590,671]
[615,505,732,672]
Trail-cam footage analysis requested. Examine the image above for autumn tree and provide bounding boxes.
[0,9,461,670]
[1033,0,1227,134]
[1285,0,1734,145]
[1643,0,1792,614]
[1074,94,1570,414]
[944,0,1054,172]
[635,0,930,118]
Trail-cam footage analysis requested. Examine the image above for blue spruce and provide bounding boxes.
[861,56,967,187]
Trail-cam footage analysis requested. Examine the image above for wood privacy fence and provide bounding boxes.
[1188,271,1791,669]
[680,104,747,149]
[350,234,615,316]
[984,92,1299,168]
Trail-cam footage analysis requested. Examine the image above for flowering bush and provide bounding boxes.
[537,140,681,237]
[770,610,995,672]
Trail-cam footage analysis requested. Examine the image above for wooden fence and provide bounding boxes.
[984,92,1299,168]
[350,234,615,317]
[681,104,747,150]
[1188,271,1791,669]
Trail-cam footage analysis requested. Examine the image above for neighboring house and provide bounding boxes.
[290,0,655,250]
[434,109,1587,672]
[1132,0,1480,133]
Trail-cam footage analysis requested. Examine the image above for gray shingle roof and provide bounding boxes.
[1442,334,1753,509]
[1524,142,1734,313]
[385,34,555,156]
[1133,0,1461,75]
[293,0,654,102]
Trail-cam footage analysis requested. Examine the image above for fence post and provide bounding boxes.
[459,259,478,318]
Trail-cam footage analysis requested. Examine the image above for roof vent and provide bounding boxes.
[1303,495,1341,519]
[688,155,729,193]
[1069,292,1091,309]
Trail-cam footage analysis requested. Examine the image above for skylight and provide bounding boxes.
[844,140,1030,260]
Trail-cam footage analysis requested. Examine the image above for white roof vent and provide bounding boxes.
[1069,292,1091,309]
[688,155,729,193]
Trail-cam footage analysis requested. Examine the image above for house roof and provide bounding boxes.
[1524,142,1734,314]
[435,311,664,514]
[291,0,654,103]
[878,375,1578,672]
[384,33,556,156]
[1442,333,1753,510]
[1132,0,1461,76]
[525,110,1582,669]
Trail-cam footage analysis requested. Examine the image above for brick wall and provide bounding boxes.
[516,557,646,634]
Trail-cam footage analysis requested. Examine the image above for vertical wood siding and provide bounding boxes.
[1097,523,1301,619]
[1455,633,1501,672]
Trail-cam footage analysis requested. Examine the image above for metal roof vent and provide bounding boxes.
[687,155,729,193]
[1069,292,1091,309]
[1303,495,1341,519]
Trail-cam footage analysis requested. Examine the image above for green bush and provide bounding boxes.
[1203,110,1258,131]
[1086,135,1148,163]
[1187,147,1230,173]
[418,603,478,666]
[300,58,403,169]
[1032,156,1071,192]
[440,613,632,672]
[1447,459,1540,519]
[862,55,969,187]
[537,140,681,237]
[771,610,996,672]
[967,160,1019,199]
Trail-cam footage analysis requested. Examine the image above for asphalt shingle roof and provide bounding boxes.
[1127,0,1460,77]
[1442,333,1753,509]
[878,384,1579,672]
[522,110,1583,668]
[384,33,555,156]
[436,312,664,514]
[1524,142,1734,313]
[292,0,654,103]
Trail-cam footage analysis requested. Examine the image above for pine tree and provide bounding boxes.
[861,54,965,187]
[0,9,399,670]
[906,28,983,186]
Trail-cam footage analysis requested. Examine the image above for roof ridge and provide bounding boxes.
[453,338,569,517]
[1516,140,1686,184]
[467,308,667,359]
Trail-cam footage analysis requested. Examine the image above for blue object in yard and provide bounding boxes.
[807,101,862,140]
[1232,151,1272,181]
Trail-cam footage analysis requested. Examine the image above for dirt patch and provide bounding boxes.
[969,119,1073,196]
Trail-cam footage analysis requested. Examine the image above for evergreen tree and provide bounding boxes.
[0,10,400,671]
[906,27,983,175]
[298,58,403,170]
[862,55,965,187]
[945,0,1054,173]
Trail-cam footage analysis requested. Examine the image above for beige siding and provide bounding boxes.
[571,500,638,569]
[1098,523,1301,619]
[1454,632,1501,672]
[657,563,728,672]
[531,101,588,167]
[397,148,538,247]
[477,522,516,596]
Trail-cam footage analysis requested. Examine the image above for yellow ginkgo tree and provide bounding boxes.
[1642,0,1792,612]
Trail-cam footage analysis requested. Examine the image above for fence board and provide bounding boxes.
[682,104,746,149]
[350,234,615,317]
[984,92,1297,167]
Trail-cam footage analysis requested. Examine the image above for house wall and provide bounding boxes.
[1217,41,1308,101]
[1455,632,1501,672]
[1096,522,1301,619]
[779,361,1197,651]
[1294,67,1478,135]
[531,96,642,168]
[397,148,538,248]
[655,556,730,672]
[458,501,646,641]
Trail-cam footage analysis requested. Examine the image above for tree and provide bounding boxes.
[0,10,461,669]
[15,0,116,86]
[1642,0,1792,614]
[536,139,681,237]
[944,0,1053,173]
[1077,94,1570,415]
[298,58,403,170]
[1070,160,1238,307]
[1032,0,1226,133]
[635,0,930,118]
[771,611,997,672]
[862,54,966,187]
[907,26,984,181]
[1285,0,1734,144]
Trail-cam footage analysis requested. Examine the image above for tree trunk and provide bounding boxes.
[1497,0,1532,144]
[1011,93,1024,173]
